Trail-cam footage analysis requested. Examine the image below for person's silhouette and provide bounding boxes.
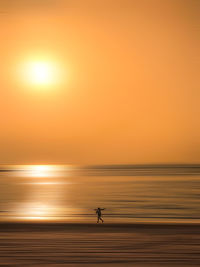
[94,207,105,223]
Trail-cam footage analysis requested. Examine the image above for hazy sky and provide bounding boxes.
[0,0,199,165]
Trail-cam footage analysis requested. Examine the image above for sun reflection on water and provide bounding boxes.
[12,164,72,178]
[8,165,73,221]
[22,165,60,177]
[16,203,53,220]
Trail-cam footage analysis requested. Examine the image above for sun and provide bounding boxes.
[19,56,63,89]
[26,61,57,87]
[28,61,53,85]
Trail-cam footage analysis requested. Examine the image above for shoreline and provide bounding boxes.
[0,221,200,232]
[1,221,200,266]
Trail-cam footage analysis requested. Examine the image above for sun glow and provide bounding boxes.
[19,56,63,89]
[27,61,54,85]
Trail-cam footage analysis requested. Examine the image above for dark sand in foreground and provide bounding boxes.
[0,223,200,266]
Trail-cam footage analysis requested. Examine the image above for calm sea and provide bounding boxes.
[0,164,200,224]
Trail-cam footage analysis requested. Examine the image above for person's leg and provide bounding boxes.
[100,217,104,223]
[97,216,100,223]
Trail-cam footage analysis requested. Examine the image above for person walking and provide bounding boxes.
[94,207,105,223]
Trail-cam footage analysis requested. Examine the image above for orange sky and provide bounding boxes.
[0,0,199,165]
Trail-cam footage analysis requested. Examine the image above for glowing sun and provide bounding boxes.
[28,62,54,85]
[27,61,58,86]
[20,57,62,89]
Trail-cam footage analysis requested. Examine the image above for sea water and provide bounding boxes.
[0,165,200,223]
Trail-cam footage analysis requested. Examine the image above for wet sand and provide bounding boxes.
[0,223,200,266]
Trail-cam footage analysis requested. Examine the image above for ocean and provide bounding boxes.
[0,164,200,224]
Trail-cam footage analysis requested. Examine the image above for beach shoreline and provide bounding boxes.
[0,222,200,266]
[0,221,200,231]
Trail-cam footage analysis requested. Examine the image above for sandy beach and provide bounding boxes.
[0,223,200,266]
